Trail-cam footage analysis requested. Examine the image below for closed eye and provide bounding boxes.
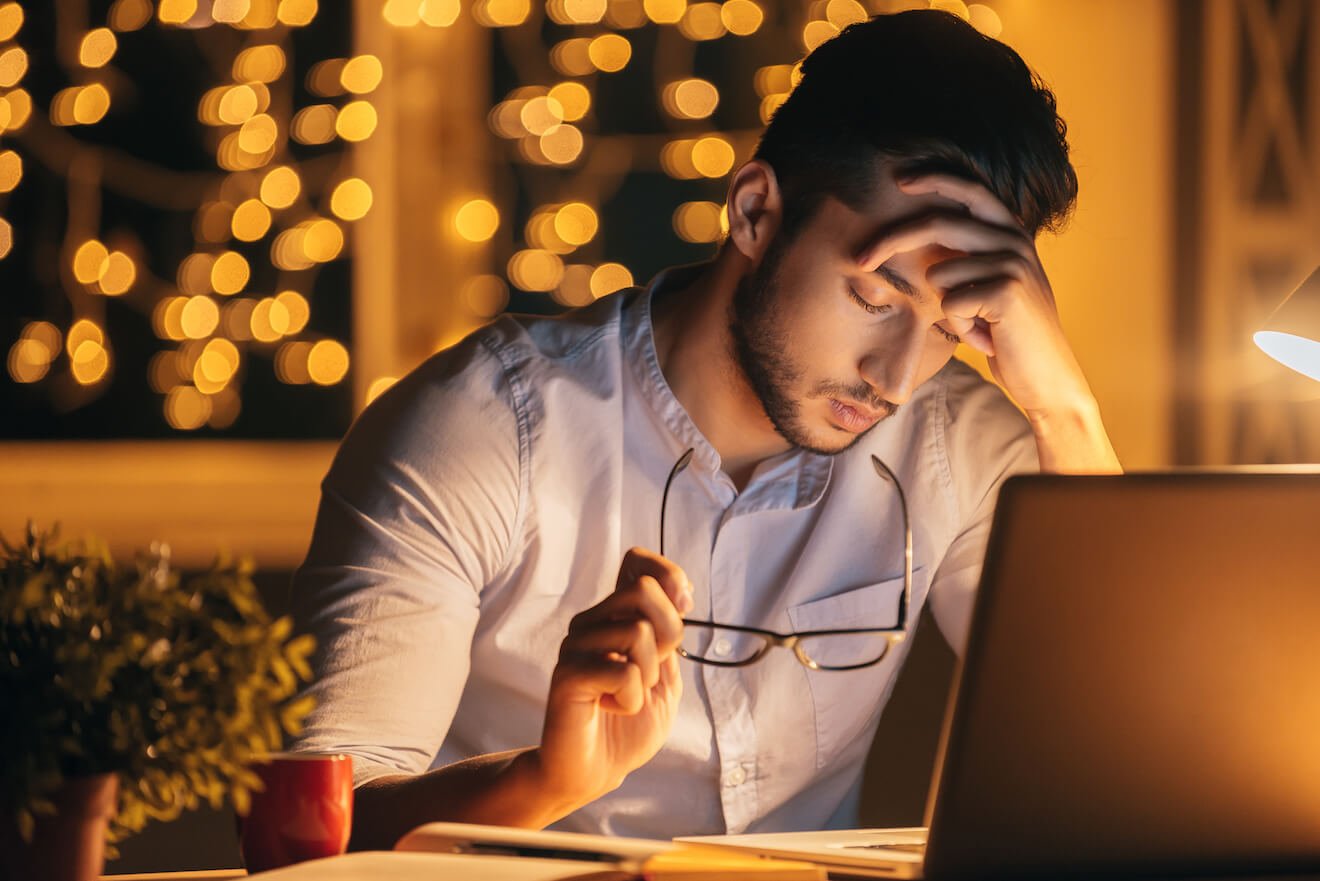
[934,324,960,344]
[847,285,891,316]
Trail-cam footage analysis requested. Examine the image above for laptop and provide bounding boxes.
[679,471,1320,879]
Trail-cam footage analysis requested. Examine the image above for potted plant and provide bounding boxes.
[0,524,317,881]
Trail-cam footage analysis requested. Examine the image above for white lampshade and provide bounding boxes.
[1254,266,1320,382]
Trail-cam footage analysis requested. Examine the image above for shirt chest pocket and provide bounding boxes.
[786,571,925,770]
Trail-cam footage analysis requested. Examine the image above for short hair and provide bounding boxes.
[753,10,1077,239]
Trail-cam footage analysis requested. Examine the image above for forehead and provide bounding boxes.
[797,175,956,261]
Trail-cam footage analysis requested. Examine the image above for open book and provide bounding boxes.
[249,822,826,880]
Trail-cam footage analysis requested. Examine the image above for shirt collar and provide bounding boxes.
[620,262,833,510]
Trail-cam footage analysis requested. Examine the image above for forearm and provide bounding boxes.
[348,748,591,851]
[1027,398,1122,475]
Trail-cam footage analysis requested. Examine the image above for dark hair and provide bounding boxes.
[753,10,1077,238]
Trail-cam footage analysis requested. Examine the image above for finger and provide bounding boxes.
[924,251,1029,293]
[573,574,686,654]
[600,662,645,715]
[562,618,660,692]
[856,212,1026,273]
[655,652,680,700]
[550,652,638,710]
[896,172,1019,227]
[616,547,694,613]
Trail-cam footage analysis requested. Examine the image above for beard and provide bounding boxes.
[728,235,896,455]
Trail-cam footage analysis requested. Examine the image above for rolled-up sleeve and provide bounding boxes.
[289,336,524,788]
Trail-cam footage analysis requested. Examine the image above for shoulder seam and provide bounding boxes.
[478,334,532,582]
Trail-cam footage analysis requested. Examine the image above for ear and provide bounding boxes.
[725,160,782,265]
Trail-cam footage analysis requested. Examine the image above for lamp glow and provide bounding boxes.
[1254,267,1320,381]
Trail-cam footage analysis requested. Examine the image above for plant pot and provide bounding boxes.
[0,773,119,881]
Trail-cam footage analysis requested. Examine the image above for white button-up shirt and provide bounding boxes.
[291,264,1036,839]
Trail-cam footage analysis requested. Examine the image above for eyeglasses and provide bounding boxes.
[660,448,911,672]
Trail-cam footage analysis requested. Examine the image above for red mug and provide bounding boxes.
[237,752,353,873]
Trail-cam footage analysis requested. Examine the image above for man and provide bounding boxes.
[290,9,1121,851]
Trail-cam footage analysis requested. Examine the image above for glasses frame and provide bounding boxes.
[659,448,912,672]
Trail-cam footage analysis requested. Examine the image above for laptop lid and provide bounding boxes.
[923,471,1320,881]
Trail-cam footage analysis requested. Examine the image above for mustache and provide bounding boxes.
[813,382,898,417]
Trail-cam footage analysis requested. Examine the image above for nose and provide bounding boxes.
[858,319,926,407]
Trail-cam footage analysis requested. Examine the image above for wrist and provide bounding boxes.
[1026,398,1122,475]
[511,748,606,825]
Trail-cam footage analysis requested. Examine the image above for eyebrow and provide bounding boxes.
[874,264,923,303]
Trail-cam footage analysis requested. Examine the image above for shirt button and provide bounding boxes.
[713,638,733,657]
[723,765,747,787]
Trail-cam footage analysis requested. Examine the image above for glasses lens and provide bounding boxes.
[680,623,768,664]
[795,631,895,670]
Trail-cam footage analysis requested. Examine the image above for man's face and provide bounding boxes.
[730,169,965,455]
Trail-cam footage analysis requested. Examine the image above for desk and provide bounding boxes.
[101,872,245,880]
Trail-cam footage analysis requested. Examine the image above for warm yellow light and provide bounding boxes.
[454,199,500,242]
[302,218,345,262]
[561,0,607,24]
[260,165,301,209]
[679,2,725,39]
[804,18,841,51]
[520,96,565,136]
[720,0,762,34]
[588,34,631,72]
[66,319,104,356]
[276,290,310,333]
[158,0,199,24]
[79,28,118,68]
[307,340,350,385]
[554,264,596,307]
[0,95,11,133]
[475,0,531,27]
[241,0,281,28]
[177,253,215,294]
[292,104,337,144]
[71,84,111,125]
[212,0,251,23]
[382,0,421,26]
[207,387,240,429]
[22,321,62,352]
[195,338,240,391]
[967,3,1001,37]
[548,83,590,122]
[527,208,573,254]
[508,249,565,291]
[231,198,273,241]
[591,263,634,298]
[0,216,10,260]
[9,338,51,383]
[754,64,793,97]
[165,386,211,431]
[97,251,136,295]
[540,124,584,165]
[760,92,787,124]
[661,138,700,179]
[930,0,970,21]
[73,240,109,285]
[0,47,28,89]
[335,100,377,141]
[238,113,277,152]
[277,0,318,26]
[554,202,598,247]
[330,178,373,221]
[109,0,153,30]
[550,39,594,76]
[4,88,30,130]
[250,297,289,342]
[341,55,383,94]
[307,58,347,96]
[419,0,461,26]
[826,0,867,28]
[234,45,286,82]
[271,228,313,270]
[275,341,313,384]
[463,275,510,318]
[644,0,686,24]
[219,85,259,125]
[222,299,256,340]
[70,340,110,385]
[365,376,398,404]
[211,251,251,295]
[180,296,221,339]
[691,136,735,178]
[0,3,22,41]
[606,0,647,27]
[155,297,187,340]
[673,200,723,242]
[663,78,719,119]
[148,351,179,393]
